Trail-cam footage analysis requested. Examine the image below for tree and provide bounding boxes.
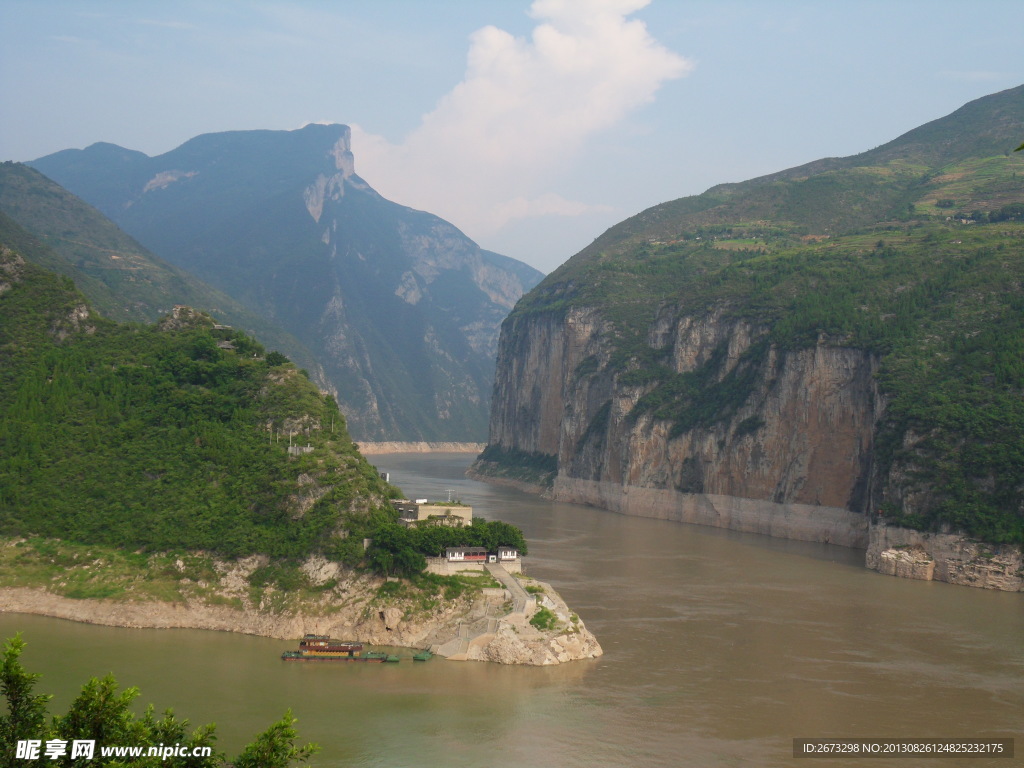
[232,711,317,768]
[0,636,50,767]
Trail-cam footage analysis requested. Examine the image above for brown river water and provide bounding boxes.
[2,453,1021,767]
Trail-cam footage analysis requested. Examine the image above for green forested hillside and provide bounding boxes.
[507,85,1024,545]
[0,245,395,558]
[562,85,1024,260]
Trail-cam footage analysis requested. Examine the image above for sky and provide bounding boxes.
[1,0,1021,274]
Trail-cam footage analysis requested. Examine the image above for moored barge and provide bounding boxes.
[281,634,399,662]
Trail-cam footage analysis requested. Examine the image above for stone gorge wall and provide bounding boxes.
[488,307,606,459]
[553,478,869,547]
[482,304,1024,590]
[486,305,885,548]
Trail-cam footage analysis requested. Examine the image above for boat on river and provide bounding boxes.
[281,634,399,662]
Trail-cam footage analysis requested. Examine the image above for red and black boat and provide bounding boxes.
[281,634,398,662]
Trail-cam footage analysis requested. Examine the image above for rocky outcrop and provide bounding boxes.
[481,306,883,548]
[867,524,1023,591]
[466,578,602,665]
[0,246,25,293]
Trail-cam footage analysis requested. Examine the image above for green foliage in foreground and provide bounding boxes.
[0,247,396,559]
[0,635,317,768]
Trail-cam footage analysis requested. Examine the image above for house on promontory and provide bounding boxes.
[427,545,522,576]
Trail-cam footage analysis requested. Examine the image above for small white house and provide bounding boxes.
[445,547,487,562]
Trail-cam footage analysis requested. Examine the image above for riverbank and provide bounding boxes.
[0,541,602,664]
[465,465,552,498]
[357,442,485,455]
[469,470,1023,592]
[551,476,869,548]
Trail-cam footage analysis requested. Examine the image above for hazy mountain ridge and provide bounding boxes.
[476,85,1024,579]
[566,84,1024,262]
[0,162,327,382]
[31,125,544,440]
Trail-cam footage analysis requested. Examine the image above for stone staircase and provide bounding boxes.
[433,616,499,660]
[432,564,534,659]
[485,563,535,615]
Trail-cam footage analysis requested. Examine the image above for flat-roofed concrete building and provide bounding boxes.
[392,499,472,527]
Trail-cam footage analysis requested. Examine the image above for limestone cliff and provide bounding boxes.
[475,88,1024,590]
[483,305,883,549]
[478,303,1024,590]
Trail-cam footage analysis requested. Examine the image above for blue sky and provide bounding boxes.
[1,0,1021,273]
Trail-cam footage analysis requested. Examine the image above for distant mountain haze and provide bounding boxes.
[31,125,543,440]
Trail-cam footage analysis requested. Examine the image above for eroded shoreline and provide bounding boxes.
[0,553,602,665]
[470,470,1023,592]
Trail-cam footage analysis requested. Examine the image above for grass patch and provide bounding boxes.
[529,606,558,631]
[370,570,500,616]
[0,538,215,602]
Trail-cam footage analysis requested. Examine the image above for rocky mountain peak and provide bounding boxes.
[30,126,545,440]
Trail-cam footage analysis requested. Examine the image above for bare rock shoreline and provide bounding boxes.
[470,471,1023,592]
[0,558,602,665]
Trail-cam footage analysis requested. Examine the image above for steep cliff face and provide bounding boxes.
[485,306,881,547]
[477,88,1024,587]
[30,125,544,441]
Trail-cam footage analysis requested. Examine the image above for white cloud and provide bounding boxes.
[351,0,690,242]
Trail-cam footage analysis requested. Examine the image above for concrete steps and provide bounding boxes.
[434,566,527,659]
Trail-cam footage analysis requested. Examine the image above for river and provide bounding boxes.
[2,453,1021,767]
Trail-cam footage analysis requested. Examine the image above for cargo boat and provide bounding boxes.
[281,634,399,662]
